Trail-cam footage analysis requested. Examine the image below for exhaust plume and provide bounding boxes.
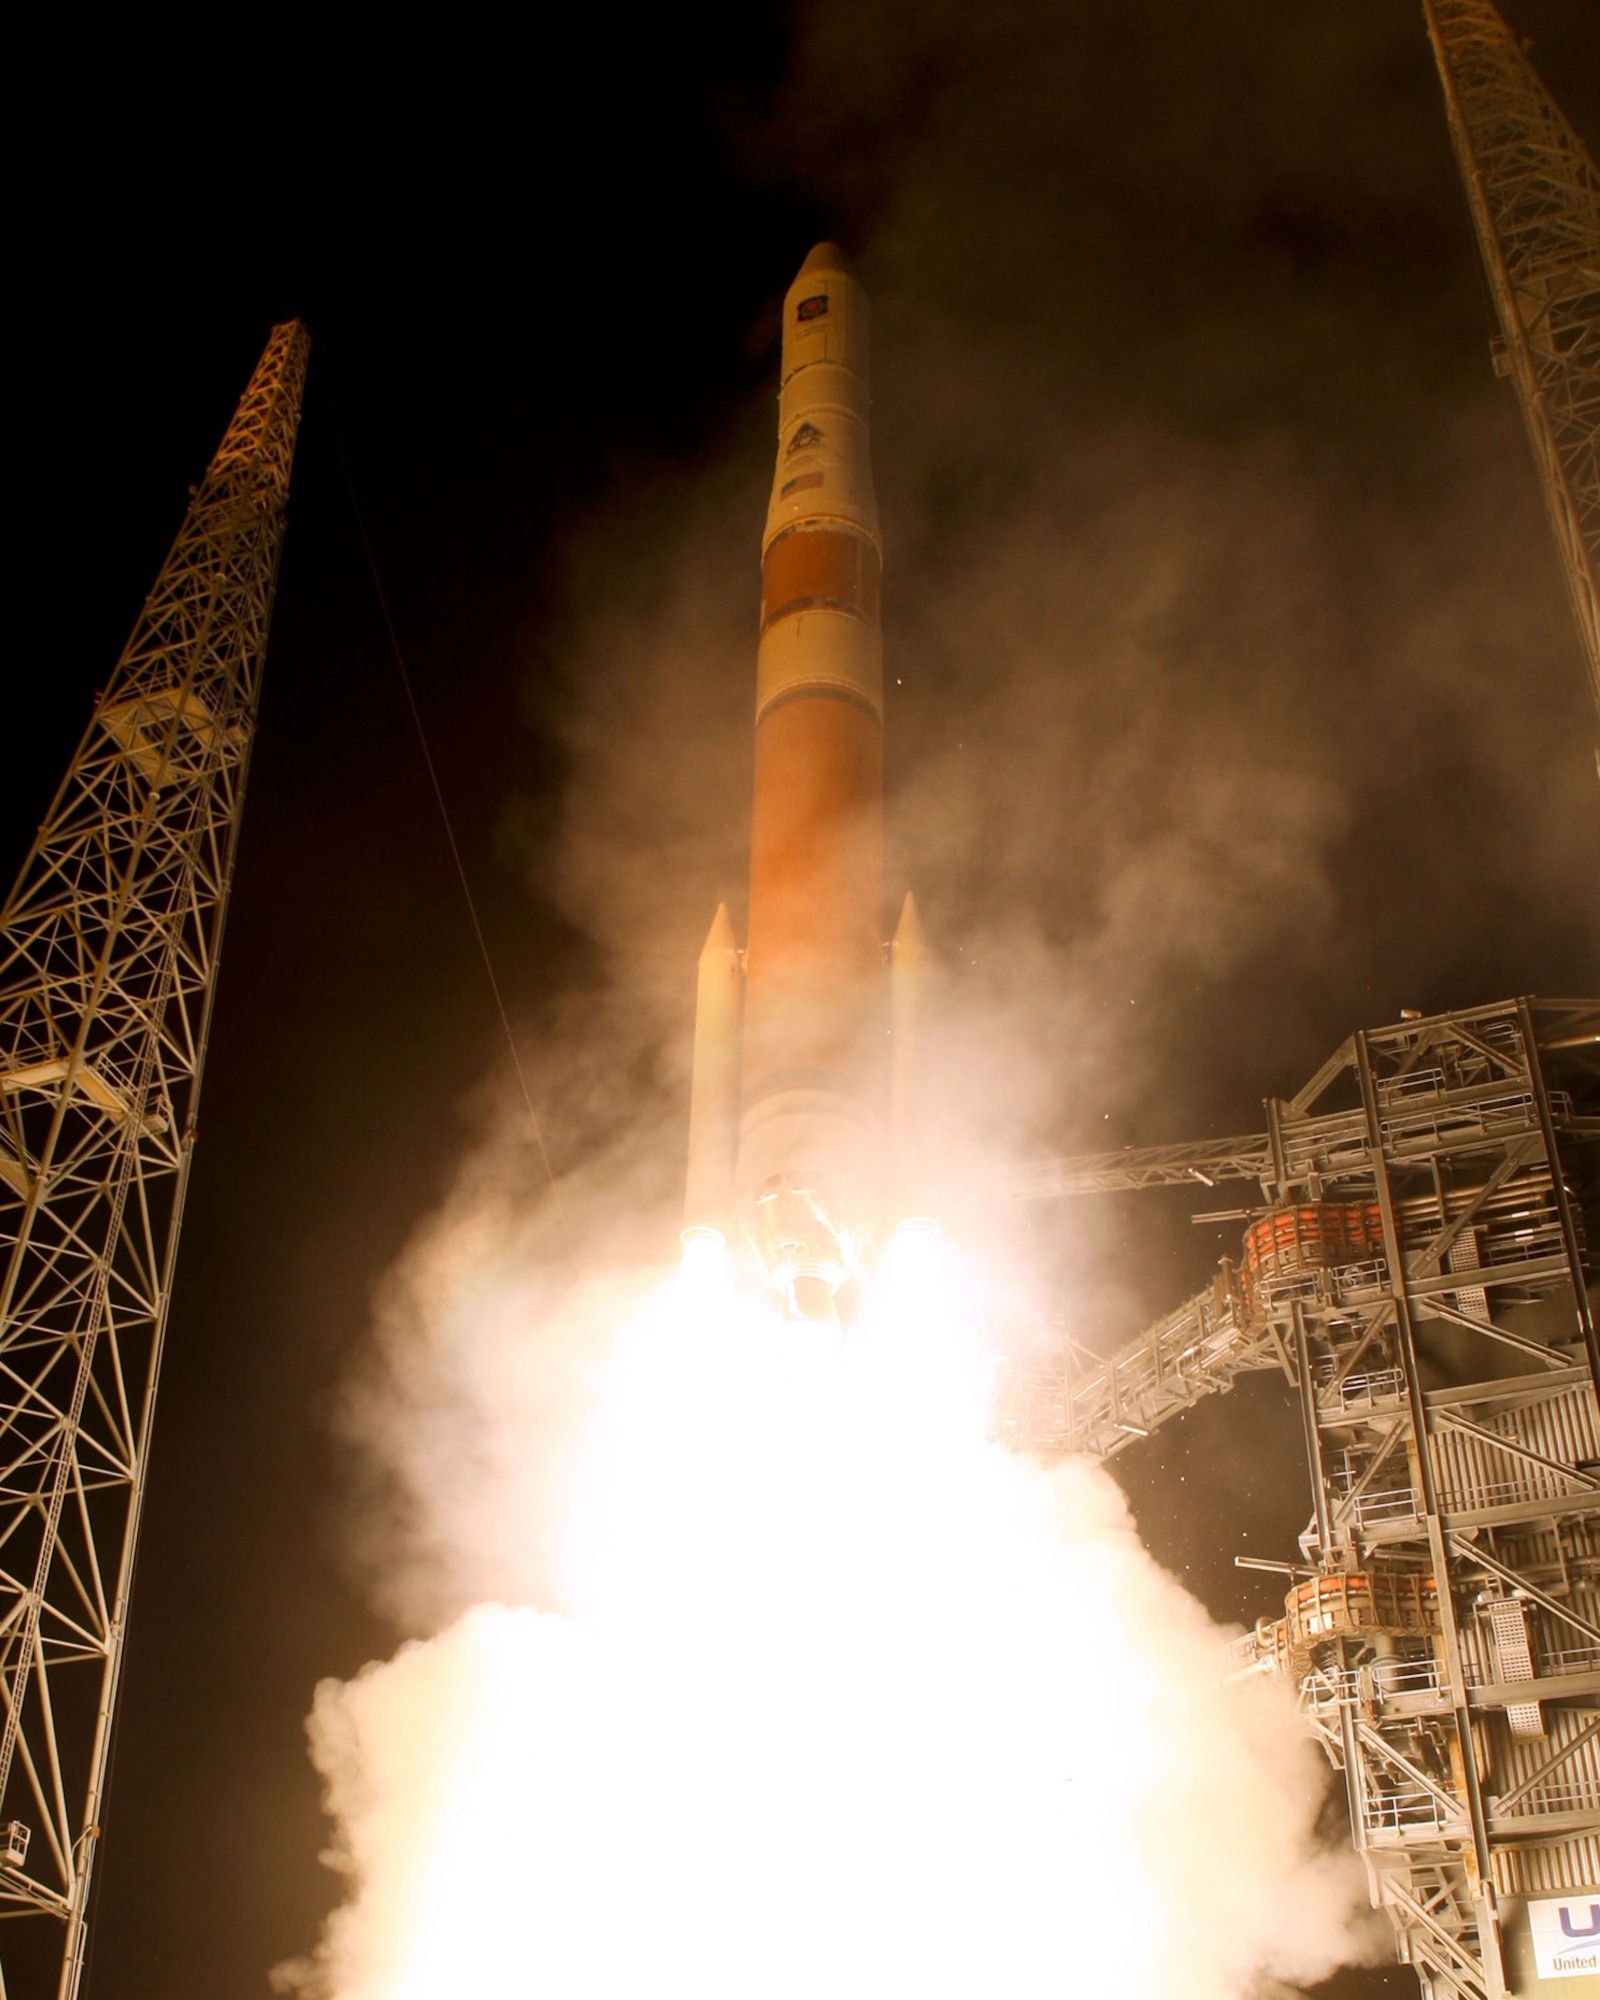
[283,1258,1375,1998]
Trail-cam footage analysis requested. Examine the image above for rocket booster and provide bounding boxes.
[686,243,924,1315]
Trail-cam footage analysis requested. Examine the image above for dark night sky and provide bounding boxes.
[5,3,1600,1994]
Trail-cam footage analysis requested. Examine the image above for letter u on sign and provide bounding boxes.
[1561,1905,1600,1940]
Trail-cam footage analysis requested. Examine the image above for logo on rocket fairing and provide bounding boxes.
[796,294,829,322]
[787,422,824,455]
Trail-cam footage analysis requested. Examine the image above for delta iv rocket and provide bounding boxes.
[685,243,927,1318]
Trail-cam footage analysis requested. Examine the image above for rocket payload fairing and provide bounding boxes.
[685,243,926,1317]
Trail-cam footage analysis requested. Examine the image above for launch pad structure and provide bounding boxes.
[1005,1000,1600,1996]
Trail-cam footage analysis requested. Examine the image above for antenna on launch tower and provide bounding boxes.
[0,320,308,1998]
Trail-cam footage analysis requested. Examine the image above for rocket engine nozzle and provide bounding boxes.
[750,1174,862,1321]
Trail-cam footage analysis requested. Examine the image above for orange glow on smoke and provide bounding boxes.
[285,1229,1363,2000]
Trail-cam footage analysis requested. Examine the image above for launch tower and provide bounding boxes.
[0,323,307,1997]
[1424,0,1600,732]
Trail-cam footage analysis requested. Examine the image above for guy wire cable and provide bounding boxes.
[334,434,573,1255]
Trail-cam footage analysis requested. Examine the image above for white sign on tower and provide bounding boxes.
[1529,1896,1600,1980]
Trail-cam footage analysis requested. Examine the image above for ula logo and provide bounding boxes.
[1529,1891,1600,1975]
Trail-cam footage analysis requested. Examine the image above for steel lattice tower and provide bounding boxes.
[0,320,308,1998]
[1425,0,1600,728]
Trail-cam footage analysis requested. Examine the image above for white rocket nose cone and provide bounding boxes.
[798,240,851,277]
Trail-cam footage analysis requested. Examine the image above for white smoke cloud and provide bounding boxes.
[283,1263,1378,1999]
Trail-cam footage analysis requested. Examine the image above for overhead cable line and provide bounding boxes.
[335,439,571,1247]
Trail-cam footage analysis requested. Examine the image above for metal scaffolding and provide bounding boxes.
[1425,0,1600,727]
[1007,1129,1272,1200]
[1006,1000,1600,1996]
[0,321,308,1997]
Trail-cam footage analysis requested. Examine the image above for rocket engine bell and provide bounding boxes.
[684,242,924,1317]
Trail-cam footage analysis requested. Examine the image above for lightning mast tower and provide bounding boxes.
[0,321,308,1997]
[1425,0,1600,731]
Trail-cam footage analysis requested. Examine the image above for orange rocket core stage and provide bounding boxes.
[745,521,884,1116]
[742,684,884,1110]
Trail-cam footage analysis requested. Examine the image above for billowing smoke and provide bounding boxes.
[282,1250,1376,1998]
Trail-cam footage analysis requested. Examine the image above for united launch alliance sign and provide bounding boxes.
[1530,1896,1600,1979]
